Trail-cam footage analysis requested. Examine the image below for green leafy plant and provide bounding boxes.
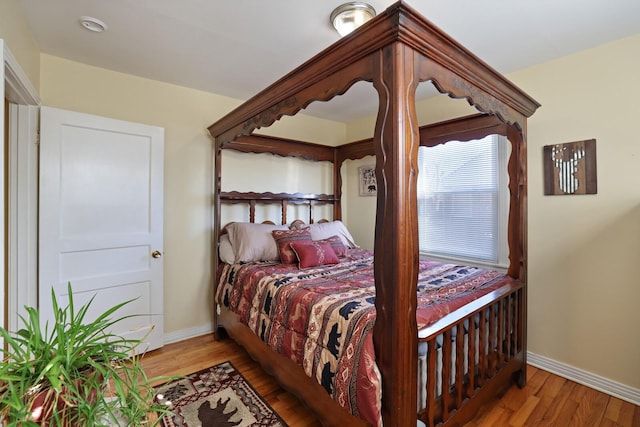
[0,284,173,426]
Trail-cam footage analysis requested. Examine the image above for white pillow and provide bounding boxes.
[226,222,288,263]
[308,220,358,248]
[218,234,236,264]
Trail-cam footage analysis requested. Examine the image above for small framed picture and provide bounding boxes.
[359,165,377,196]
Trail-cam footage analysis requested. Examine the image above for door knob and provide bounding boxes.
[152,250,162,258]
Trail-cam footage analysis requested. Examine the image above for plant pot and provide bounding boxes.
[29,370,104,426]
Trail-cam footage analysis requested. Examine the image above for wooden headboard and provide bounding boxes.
[218,191,336,231]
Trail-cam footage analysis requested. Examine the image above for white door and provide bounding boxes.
[39,106,164,351]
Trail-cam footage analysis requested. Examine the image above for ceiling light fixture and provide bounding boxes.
[79,16,107,33]
[330,2,376,37]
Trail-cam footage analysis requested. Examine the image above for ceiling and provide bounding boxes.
[17,0,640,122]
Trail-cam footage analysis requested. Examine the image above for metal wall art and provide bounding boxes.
[543,139,597,195]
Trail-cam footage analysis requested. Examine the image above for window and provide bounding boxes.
[417,134,509,267]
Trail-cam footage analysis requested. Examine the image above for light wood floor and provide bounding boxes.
[140,334,640,426]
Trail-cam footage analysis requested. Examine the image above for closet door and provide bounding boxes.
[39,106,164,351]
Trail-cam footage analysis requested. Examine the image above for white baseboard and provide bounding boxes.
[164,323,214,345]
[527,351,640,405]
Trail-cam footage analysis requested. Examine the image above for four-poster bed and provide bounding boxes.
[208,2,540,426]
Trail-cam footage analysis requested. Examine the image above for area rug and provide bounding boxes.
[154,361,287,427]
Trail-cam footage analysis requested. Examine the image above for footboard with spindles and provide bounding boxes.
[418,282,525,426]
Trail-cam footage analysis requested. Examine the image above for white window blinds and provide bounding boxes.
[417,134,509,266]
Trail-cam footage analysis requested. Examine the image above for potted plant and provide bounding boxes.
[0,284,172,426]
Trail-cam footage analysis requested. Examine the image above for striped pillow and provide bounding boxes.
[290,241,340,269]
[272,229,312,264]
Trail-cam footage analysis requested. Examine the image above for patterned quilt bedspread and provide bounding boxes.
[215,249,513,425]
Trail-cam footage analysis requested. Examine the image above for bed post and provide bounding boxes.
[507,122,529,386]
[333,149,342,221]
[371,41,420,426]
[212,140,222,337]
[506,123,527,283]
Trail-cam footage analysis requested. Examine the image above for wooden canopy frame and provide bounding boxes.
[208,2,540,425]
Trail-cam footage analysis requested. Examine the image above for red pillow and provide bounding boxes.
[290,241,340,269]
[315,235,347,257]
[272,229,312,264]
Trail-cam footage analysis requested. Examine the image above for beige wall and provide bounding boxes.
[513,34,640,389]
[0,0,40,90]
[344,34,640,390]
[39,54,345,335]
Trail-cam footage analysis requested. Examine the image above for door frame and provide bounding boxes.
[2,41,40,333]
